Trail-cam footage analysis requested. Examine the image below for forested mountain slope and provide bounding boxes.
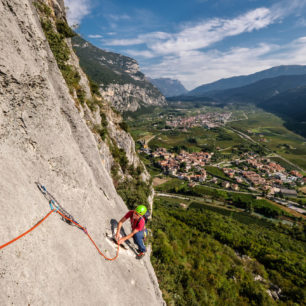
[209,74,306,104]
[72,35,166,112]
[179,74,306,137]
[188,65,306,96]
[260,86,306,137]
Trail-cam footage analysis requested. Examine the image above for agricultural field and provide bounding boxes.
[228,110,306,170]
[129,104,305,221]
[148,127,247,152]
[155,178,300,220]
[128,105,305,170]
[130,103,306,305]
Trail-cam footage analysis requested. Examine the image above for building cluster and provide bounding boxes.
[152,148,212,182]
[140,143,304,200]
[221,180,240,191]
[165,112,232,129]
[220,154,304,196]
[245,158,285,173]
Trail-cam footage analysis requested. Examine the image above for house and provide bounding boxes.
[212,177,218,184]
[280,188,297,197]
[180,203,188,209]
[236,177,243,183]
[290,170,303,178]
[288,205,306,214]
[272,187,281,194]
[169,169,177,176]
[274,172,287,181]
[198,175,206,183]
[231,184,239,191]
[222,181,230,188]
[262,185,271,191]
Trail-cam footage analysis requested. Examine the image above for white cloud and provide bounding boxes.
[104,32,171,46]
[151,8,277,55]
[125,49,155,59]
[108,14,131,21]
[104,37,145,46]
[63,0,306,90]
[104,7,279,56]
[272,0,306,19]
[143,37,306,90]
[65,0,91,26]
[88,34,103,38]
[295,36,306,43]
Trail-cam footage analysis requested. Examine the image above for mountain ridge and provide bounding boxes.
[188,65,306,96]
[208,73,306,104]
[72,35,166,112]
[148,77,188,97]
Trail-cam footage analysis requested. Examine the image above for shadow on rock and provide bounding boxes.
[110,218,138,255]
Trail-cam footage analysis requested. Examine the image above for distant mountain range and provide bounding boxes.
[208,74,306,104]
[188,65,306,96]
[207,74,306,137]
[72,35,165,112]
[261,85,306,137]
[148,77,187,97]
[171,66,306,137]
[261,85,306,122]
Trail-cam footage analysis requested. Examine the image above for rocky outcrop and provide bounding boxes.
[100,83,166,112]
[0,0,163,305]
[72,35,166,112]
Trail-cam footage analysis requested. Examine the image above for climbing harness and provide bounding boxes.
[0,183,120,261]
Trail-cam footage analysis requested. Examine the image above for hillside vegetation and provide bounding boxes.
[72,35,161,94]
[152,197,306,305]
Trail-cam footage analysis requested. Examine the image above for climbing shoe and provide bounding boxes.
[136,252,146,260]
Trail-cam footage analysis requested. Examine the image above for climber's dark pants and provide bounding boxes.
[133,228,148,253]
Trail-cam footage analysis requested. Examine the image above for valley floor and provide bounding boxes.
[127,104,306,304]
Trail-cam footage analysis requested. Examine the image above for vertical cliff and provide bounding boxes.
[72,35,167,112]
[0,0,163,304]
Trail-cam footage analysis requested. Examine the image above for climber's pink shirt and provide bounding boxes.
[124,210,145,231]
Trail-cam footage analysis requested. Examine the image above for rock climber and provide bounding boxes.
[115,205,148,259]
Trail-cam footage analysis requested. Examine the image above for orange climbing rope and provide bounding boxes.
[0,209,55,250]
[56,210,120,261]
[0,209,120,261]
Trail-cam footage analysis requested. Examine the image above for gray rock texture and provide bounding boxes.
[100,83,165,112]
[0,0,163,305]
[71,35,167,112]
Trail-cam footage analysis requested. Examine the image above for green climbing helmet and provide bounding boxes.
[135,205,147,216]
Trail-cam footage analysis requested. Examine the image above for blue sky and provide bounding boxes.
[65,0,306,90]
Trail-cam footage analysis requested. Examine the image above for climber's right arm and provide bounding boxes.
[115,216,127,240]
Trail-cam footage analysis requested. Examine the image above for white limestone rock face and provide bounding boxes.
[71,35,167,113]
[100,83,166,112]
[0,0,163,305]
[106,107,139,166]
